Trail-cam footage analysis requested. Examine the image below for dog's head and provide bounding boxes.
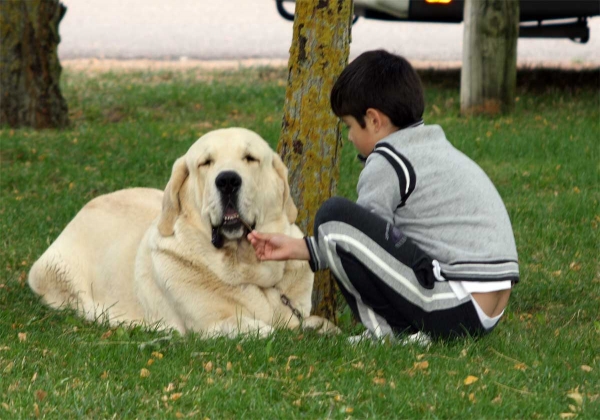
[157,128,297,248]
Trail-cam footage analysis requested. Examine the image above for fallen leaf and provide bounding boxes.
[468,392,476,403]
[164,383,176,393]
[100,330,113,340]
[35,390,47,402]
[226,362,233,371]
[169,393,183,401]
[140,368,151,378]
[100,371,109,380]
[352,361,364,369]
[204,361,213,372]
[464,375,479,385]
[559,413,576,418]
[580,365,593,372]
[492,394,502,404]
[147,359,154,366]
[151,351,163,359]
[18,333,27,342]
[569,262,581,271]
[567,390,583,407]
[514,363,527,371]
[373,377,386,385]
[414,361,429,370]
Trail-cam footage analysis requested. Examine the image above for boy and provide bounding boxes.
[248,50,519,342]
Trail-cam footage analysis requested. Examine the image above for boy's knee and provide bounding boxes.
[314,197,352,231]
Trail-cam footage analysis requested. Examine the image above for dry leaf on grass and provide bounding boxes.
[567,390,583,406]
[35,390,47,402]
[464,375,479,385]
[559,413,576,419]
[373,377,386,385]
[414,361,429,370]
[169,393,183,401]
[580,365,592,372]
[140,368,151,378]
[514,363,527,371]
[18,333,27,342]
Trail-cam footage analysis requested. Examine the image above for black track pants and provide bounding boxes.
[313,197,487,339]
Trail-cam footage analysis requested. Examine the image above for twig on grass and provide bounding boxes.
[492,380,535,395]
[489,347,530,370]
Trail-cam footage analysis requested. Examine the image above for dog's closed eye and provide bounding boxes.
[198,158,213,168]
[244,154,259,164]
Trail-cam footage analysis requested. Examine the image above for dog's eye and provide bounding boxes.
[244,155,259,163]
[198,159,213,168]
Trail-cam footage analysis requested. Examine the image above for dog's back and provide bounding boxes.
[28,188,163,324]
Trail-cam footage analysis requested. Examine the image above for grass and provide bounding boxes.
[1,66,599,419]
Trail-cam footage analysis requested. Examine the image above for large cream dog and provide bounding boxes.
[29,128,338,337]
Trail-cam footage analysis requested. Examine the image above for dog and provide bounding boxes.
[28,127,339,337]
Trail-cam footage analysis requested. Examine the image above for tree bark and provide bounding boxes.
[460,0,519,116]
[0,0,69,129]
[279,0,353,321]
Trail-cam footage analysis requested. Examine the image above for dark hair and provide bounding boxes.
[330,50,424,129]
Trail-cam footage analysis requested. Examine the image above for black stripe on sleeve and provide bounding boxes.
[372,142,416,207]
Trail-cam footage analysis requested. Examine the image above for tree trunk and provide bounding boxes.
[278,0,353,321]
[0,0,69,129]
[460,0,519,116]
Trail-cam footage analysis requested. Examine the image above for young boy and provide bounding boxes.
[248,50,519,341]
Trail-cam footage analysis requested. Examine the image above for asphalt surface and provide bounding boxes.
[57,0,600,65]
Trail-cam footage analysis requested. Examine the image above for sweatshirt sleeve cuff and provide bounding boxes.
[303,236,319,272]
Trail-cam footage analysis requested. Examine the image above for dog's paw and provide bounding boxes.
[302,315,341,335]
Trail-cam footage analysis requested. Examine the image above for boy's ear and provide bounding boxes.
[365,108,383,131]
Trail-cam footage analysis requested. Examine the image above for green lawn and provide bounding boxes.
[1,66,598,419]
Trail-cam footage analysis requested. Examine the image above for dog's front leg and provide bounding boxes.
[207,316,275,339]
[302,315,342,335]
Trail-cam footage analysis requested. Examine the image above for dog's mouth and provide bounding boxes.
[211,204,255,249]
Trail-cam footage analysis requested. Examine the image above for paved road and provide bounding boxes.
[58,0,600,65]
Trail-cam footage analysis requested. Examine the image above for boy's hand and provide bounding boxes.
[247,231,309,261]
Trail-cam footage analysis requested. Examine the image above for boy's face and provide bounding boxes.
[341,115,377,157]
[342,111,397,157]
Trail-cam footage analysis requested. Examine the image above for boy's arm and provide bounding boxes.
[247,231,309,261]
[356,153,404,223]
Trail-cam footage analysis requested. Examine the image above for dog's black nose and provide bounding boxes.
[215,171,242,194]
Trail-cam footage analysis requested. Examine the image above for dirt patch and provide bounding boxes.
[61,58,599,91]
[61,58,289,73]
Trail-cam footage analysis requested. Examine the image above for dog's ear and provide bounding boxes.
[158,157,189,236]
[272,152,298,223]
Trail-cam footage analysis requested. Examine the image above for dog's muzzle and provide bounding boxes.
[211,171,254,248]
